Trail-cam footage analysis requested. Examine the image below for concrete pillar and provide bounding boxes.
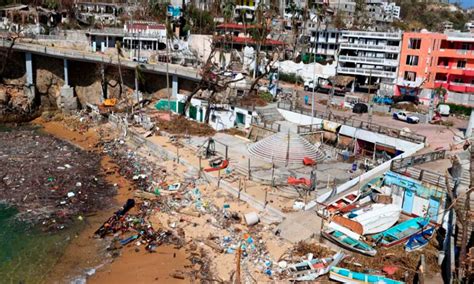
[466,109,474,138]
[25,52,34,86]
[63,59,69,87]
[24,52,35,104]
[172,74,178,98]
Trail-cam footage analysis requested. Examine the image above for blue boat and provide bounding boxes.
[405,227,435,252]
[329,267,404,284]
[372,217,432,248]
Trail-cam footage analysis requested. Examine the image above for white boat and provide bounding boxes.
[344,203,401,235]
[289,251,345,281]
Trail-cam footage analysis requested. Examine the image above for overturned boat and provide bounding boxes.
[344,203,401,235]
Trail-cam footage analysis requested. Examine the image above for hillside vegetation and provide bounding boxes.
[393,0,473,31]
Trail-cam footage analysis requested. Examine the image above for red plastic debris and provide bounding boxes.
[303,157,316,166]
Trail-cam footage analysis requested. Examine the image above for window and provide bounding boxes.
[404,71,416,82]
[408,38,421,49]
[461,43,470,50]
[453,78,463,83]
[211,114,217,122]
[406,55,419,66]
[457,60,466,68]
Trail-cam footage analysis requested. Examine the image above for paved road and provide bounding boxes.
[0,39,201,81]
[294,89,468,150]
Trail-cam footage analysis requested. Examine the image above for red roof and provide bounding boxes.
[214,35,285,46]
[216,23,258,30]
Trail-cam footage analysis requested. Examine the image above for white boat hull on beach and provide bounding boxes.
[346,203,401,235]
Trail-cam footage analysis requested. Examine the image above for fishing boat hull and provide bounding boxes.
[329,267,404,284]
[347,204,401,235]
[372,217,432,248]
[326,190,360,214]
[405,227,435,252]
[322,227,377,257]
[289,251,345,281]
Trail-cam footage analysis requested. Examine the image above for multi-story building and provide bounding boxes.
[337,30,402,91]
[397,31,474,106]
[328,0,356,17]
[308,27,345,60]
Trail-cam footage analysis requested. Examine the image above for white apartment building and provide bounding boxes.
[308,27,346,59]
[336,30,402,90]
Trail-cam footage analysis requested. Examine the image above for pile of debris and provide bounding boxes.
[0,126,116,230]
[152,114,216,137]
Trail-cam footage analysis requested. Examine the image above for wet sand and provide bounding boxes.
[35,118,190,283]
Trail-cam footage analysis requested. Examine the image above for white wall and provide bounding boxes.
[176,94,255,130]
[278,108,421,153]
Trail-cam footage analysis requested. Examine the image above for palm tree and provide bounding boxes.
[223,0,235,24]
[165,16,176,116]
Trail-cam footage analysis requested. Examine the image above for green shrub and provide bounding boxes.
[443,103,473,116]
[259,91,273,103]
[279,72,303,84]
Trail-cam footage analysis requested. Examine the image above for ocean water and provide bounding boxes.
[0,204,80,283]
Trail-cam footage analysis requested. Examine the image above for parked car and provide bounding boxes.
[438,104,450,116]
[352,103,368,114]
[392,111,420,124]
[393,95,420,105]
[132,56,148,64]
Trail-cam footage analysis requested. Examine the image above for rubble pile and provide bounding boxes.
[0,127,116,230]
[0,85,40,123]
[341,244,441,282]
[152,113,216,137]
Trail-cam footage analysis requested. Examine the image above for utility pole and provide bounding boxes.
[368,69,373,124]
[166,16,171,117]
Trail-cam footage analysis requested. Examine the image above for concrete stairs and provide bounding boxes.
[256,106,284,123]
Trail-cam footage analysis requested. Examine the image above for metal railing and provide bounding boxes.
[342,30,402,39]
[337,67,396,78]
[0,39,201,81]
[277,102,426,144]
[390,150,446,171]
[339,42,400,52]
[338,55,398,66]
[297,123,323,134]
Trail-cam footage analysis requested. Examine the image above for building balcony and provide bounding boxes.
[337,66,396,78]
[396,77,424,88]
[342,30,401,40]
[339,42,400,52]
[434,80,449,89]
[339,55,398,67]
[448,82,474,93]
[437,48,474,59]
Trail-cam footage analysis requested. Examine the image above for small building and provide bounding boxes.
[86,21,167,55]
[122,21,167,53]
[157,94,258,131]
[214,23,285,51]
[383,171,446,225]
[75,2,124,26]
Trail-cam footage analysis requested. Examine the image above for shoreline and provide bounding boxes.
[36,118,190,283]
